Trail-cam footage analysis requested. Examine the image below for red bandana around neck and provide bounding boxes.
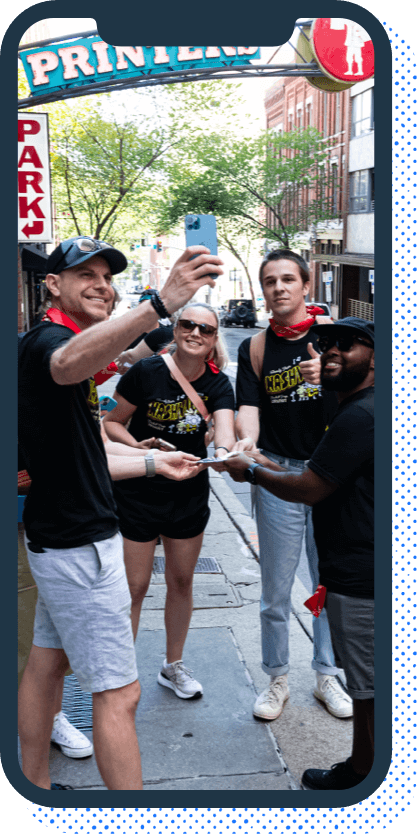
[269,305,326,339]
[43,307,118,385]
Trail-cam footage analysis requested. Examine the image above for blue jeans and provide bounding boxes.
[254,451,338,678]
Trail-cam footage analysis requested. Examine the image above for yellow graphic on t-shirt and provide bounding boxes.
[264,365,320,400]
[147,397,206,434]
[87,377,101,425]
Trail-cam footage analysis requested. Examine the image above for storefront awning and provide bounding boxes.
[311,253,374,268]
[20,245,48,273]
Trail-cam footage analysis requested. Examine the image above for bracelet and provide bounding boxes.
[144,451,156,478]
[150,290,170,319]
[138,289,169,319]
[215,446,229,453]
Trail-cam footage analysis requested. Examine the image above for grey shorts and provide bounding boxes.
[326,591,374,700]
[25,532,138,693]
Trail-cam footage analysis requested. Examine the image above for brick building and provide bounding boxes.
[264,74,374,320]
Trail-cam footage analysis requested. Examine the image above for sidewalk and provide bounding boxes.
[47,472,353,791]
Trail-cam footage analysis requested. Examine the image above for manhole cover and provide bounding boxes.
[153,556,222,574]
[143,582,242,609]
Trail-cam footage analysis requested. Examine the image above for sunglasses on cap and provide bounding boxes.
[317,333,374,354]
[52,237,114,273]
[178,318,218,337]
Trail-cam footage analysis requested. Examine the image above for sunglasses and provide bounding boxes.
[317,333,374,353]
[53,238,113,272]
[178,318,218,337]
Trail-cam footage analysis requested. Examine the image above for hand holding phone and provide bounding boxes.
[185,215,218,279]
[155,438,177,452]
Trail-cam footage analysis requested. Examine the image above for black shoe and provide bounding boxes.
[301,757,366,790]
[51,783,74,790]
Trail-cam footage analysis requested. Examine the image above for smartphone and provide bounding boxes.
[185,214,218,278]
[155,438,177,452]
[197,451,240,465]
[99,396,118,413]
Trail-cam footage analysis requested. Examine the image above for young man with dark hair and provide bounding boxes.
[225,317,375,789]
[234,249,352,721]
[18,235,223,792]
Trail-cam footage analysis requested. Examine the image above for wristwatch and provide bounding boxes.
[144,452,156,478]
[243,462,261,484]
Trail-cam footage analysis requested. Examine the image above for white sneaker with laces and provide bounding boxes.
[253,674,290,720]
[157,659,203,699]
[313,674,353,718]
[50,711,94,758]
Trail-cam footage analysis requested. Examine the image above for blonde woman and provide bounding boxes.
[103,302,235,698]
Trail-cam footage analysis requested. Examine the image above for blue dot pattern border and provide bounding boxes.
[25,19,417,834]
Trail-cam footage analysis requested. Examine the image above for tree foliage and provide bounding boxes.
[183,126,338,248]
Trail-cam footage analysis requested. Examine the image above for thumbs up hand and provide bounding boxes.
[299,342,322,385]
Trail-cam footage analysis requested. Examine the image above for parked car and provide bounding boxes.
[220,299,257,328]
[309,301,332,317]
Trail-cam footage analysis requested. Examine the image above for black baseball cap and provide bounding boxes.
[46,236,127,276]
[312,316,374,344]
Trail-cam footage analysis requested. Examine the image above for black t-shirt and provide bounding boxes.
[116,354,234,463]
[308,387,374,598]
[144,324,173,352]
[18,322,119,548]
[127,324,173,352]
[114,355,234,506]
[236,328,337,459]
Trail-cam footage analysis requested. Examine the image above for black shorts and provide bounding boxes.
[113,470,210,542]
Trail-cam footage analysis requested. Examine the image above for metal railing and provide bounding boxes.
[347,299,374,321]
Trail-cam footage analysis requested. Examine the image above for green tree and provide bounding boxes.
[188,126,338,248]
[156,173,261,304]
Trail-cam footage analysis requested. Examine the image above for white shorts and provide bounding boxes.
[25,532,138,693]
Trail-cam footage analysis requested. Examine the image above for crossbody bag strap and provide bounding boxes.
[161,353,210,420]
[249,329,267,381]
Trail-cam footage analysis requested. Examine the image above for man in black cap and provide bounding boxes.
[18,236,223,792]
[223,317,374,790]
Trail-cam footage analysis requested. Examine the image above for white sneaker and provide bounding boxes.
[253,675,290,720]
[313,674,353,718]
[51,711,93,758]
[157,659,203,699]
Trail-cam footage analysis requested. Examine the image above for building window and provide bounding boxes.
[306,102,312,126]
[297,107,303,128]
[350,168,375,212]
[288,112,293,131]
[351,88,374,137]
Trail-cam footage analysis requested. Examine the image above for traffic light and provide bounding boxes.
[156,240,162,252]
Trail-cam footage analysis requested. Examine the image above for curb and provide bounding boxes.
[209,469,260,559]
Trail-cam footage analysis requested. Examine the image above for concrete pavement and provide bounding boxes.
[46,469,353,791]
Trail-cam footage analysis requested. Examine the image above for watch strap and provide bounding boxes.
[145,451,156,477]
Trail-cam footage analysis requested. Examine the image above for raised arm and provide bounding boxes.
[50,246,223,385]
[115,341,154,375]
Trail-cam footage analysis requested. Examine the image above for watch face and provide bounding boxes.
[244,465,257,484]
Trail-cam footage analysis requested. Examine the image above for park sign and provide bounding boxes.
[18,113,53,243]
[20,41,261,97]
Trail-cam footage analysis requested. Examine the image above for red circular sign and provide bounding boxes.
[311,18,374,83]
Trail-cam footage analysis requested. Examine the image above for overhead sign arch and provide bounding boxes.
[18,19,372,109]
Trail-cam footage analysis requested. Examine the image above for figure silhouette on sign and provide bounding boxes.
[330,18,370,76]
